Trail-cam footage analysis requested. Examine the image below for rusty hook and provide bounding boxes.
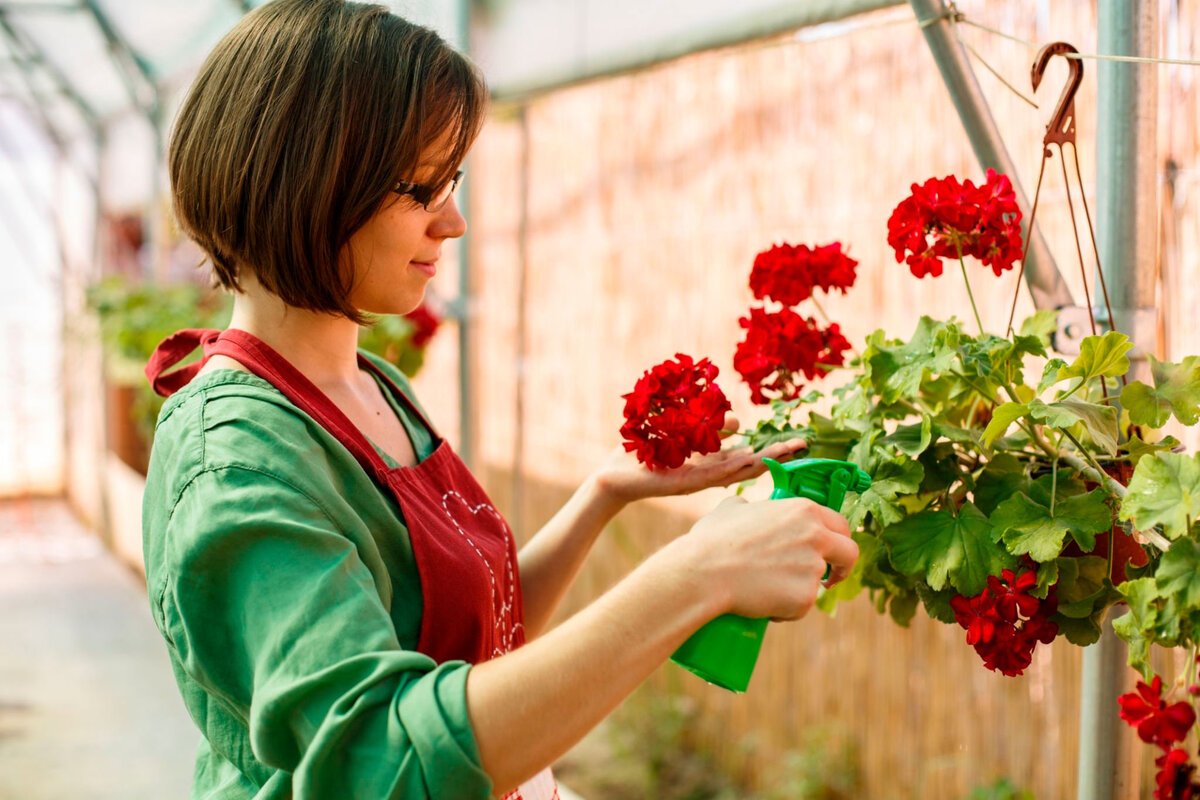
[1031,42,1083,148]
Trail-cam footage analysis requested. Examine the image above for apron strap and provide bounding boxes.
[356,356,442,446]
[145,328,222,398]
[208,330,389,480]
[146,327,428,484]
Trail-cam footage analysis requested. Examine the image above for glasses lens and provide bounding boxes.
[426,172,462,212]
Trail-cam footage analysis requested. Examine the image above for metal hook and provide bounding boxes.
[1031,42,1082,148]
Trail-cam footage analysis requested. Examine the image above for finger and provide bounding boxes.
[817,532,859,584]
[760,438,809,463]
[813,506,852,539]
[718,413,740,437]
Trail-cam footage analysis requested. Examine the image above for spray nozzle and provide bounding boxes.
[763,457,872,512]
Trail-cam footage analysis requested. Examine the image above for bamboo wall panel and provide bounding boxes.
[435,1,1200,796]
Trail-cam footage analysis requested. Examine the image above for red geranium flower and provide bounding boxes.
[620,354,732,471]
[886,169,1024,279]
[1155,748,1199,800]
[951,568,1058,677]
[988,568,1040,623]
[749,242,857,306]
[1119,676,1198,748]
[950,591,997,646]
[734,307,850,405]
[404,302,441,347]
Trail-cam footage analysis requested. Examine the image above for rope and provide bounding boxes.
[955,32,1039,108]
[957,16,1200,68]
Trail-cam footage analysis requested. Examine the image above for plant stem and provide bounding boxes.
[1052,429,1173,553]
[809,295,860,359]
[956,245,985,335]
[1060,431,1123,494]
[1050,445,1059,516]
[1057,378,1086,403]
[949,370,999,407]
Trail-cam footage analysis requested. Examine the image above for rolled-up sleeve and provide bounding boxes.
[159,465,492,799]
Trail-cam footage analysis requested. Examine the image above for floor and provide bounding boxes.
[0,498,584,800]
[0,498,198,800]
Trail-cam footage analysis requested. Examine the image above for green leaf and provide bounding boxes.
[1121,356,1200,428]
[1020,309,1060,343]
[1121,381,1172,428]
[1057,614,1104,647]
[1056,331,1133,387]
[991,489,1112,562]
[1112,577,1160,679]
[1120,452,1200,540]
[803,412,856,461]
[843,458,924,530]
[1034,559,1059,599]
[914,583,958,624]
[865,317,960,404]
[1156,537,1200,608]
[1122,433,1181,465]
[1151,355,1200,425]
[888,591,919,626]
[743,421,811,452]
[1055,555,1111,612]
[1038,358,1069,395]
[881,415,933,458]
[973,454,1030,516]
[918,442,962,494]
[883,503,1016,595]
[1028,398,1119,455]
[1027,472,1087,507]
[981,402,1029,447]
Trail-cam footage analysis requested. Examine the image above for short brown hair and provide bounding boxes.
[169,0,487,323]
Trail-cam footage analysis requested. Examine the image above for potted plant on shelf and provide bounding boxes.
[88,275,445,474]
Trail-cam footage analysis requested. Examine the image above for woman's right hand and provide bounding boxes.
[660,495,859,622]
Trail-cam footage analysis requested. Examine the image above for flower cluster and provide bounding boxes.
[1119,675,1200,799]
[886,169,1024,279]
[949,568,1058,677]
[736,241,856,405]
[734,307,851,405]
[404,302,441,348]
[620,353,732,471]
[749,242,858,306]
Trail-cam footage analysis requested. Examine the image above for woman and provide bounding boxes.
[142,1,858,798]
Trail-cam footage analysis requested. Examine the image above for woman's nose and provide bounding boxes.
[431,193,467,239]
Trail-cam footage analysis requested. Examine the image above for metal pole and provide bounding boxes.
[1077,2,1159,799]
[454,0,474,468]
[908,0,1073,312]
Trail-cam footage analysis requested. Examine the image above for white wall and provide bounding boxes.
[0,102,65,497]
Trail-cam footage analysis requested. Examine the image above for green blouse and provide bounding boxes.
[142,350,493,799]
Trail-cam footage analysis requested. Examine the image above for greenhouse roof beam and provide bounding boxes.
[0,3,81,12]
[81,0,160,121]
[0,9,97,132]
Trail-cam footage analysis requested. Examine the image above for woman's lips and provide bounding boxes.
[410,260,437,277]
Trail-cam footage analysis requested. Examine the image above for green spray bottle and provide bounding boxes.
[669,457,871,693]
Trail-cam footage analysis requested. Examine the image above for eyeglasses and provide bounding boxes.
[392,170,463,212]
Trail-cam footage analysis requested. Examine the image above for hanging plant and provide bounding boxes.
[619,166,1200,796]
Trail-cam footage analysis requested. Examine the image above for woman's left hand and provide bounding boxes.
[592,413,809,505]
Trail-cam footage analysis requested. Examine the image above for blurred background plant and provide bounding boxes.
[85,274,441,472]
[965,777,1037,800]
[555,683,862,800]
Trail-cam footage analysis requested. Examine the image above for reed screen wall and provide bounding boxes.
[411,1,1200,796]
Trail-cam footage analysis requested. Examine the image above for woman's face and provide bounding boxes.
[343,145,467,316]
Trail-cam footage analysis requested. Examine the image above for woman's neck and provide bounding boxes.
[226,274,363,391]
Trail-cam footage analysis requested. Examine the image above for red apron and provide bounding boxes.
[147,328,558,800]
